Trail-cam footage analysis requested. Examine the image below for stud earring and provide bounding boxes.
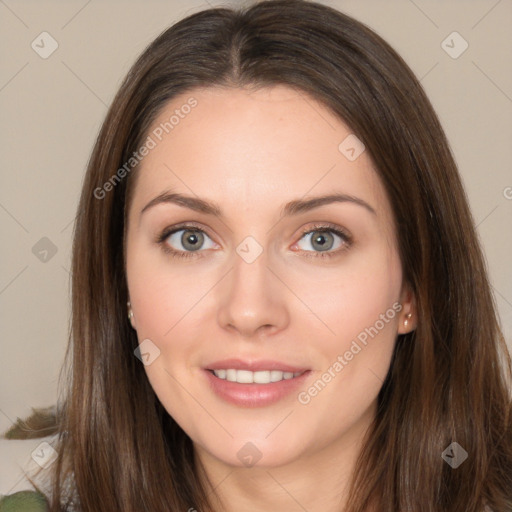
[404,313,412,327]
[127,301,134,321]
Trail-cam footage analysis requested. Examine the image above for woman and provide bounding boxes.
[2,0,510,510]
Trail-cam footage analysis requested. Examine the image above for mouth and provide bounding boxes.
[203,359,311,407]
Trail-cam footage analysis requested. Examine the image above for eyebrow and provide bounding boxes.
[140,190,377,220]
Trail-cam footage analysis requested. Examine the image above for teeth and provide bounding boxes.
[236,370,253,384]
[215,369,227,379]
[270,370,284,382]
[212,369,302,384]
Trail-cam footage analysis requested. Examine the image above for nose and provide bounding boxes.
[216,247,290,339]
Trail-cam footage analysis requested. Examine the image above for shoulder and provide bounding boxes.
[0,490,49,511]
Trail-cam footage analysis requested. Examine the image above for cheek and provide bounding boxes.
[126,253,209,435]
[295,244,402,420]
[299,243,402,351]
[126,238,202,336]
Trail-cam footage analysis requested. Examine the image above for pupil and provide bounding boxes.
[313,231,332,251]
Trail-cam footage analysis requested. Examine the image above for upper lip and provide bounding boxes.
[205,358,309,373]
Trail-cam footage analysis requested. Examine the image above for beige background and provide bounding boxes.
[1,0,511,494]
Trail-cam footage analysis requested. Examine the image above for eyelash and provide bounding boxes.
[155,222,353,261]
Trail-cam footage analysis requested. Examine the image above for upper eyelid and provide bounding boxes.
[162,222,216,241]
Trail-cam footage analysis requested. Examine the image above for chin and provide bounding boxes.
[197,434,306,469]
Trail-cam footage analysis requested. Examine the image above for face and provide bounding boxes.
[125,85,415,469]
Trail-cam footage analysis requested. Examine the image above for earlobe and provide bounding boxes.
[399,312,416,334]
[398,283,417,334]
[127,300,136,329]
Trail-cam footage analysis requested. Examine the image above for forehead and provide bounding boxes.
[129,85,393,230]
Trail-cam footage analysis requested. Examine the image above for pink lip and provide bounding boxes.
[205,358,309,373]
[203,363,311,408]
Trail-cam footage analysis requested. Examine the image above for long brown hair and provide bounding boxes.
[44,0,512,510]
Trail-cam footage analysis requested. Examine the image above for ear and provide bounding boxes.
[397,282,417,334]
[127,301,136,330]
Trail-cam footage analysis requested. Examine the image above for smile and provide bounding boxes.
[209,369,304,384]
[203,360,311,407]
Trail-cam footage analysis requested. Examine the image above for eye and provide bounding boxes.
[156,224,217,259]
[156,222,352,260]
[293,224,352,259]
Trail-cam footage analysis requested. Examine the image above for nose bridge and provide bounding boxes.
[217,237,288,336]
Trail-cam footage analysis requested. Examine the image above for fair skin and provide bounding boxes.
[125,85,416,512]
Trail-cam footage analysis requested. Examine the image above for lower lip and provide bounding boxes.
[203,369,311,408]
